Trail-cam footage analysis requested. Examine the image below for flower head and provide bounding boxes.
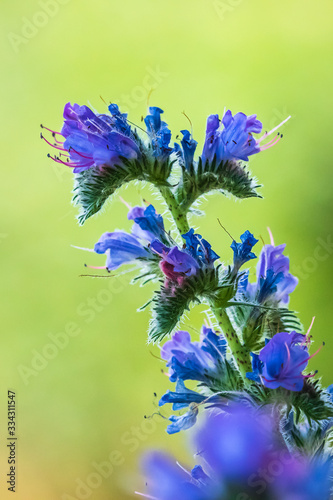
[158,326,228,433]
[240,235,298,305]
[179,129,198,170]
[259,331,310,391]
[42,102,140,173]
[144,106,172,160]
[201,110,290,165]
[231,230,258,273]
[150,230,219,286]
[91,203,165,271]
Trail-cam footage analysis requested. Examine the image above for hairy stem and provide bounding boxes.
[210,303,252,379]
[159,186,190,236]
[160,186,251,379]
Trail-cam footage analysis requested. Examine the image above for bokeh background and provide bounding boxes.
[1,0,333,498]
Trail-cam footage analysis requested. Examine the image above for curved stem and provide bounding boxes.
[210,303,252,380]
[159,186,190,237]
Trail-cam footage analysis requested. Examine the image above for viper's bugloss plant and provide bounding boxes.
[43,101,333,498]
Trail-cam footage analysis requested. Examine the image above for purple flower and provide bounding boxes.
[150,241,200,286]
[231,230,258,273]
[161,326,227,384]
[42,102,140,173]
[159,326,227,433]
[259,331,310,391]
[92,203,164,271]
[140,405,332,500]
[240,239,298,305]
[94,231,150,271]
[201,110,290,165]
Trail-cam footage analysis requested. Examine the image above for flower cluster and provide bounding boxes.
[141,405,332,500]
[45,99,333,500]
[88,203,220,288]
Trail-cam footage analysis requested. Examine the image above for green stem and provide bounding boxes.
[160,186,251,380]
[210,303,252,380]
[159,186,190,236]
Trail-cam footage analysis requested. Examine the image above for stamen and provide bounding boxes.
[84,264,107,270]
[135,492,159,500]
[119,196,132,210]
[306,316,316,341]
[71,245,95,252]
[41,134,66,152]
[295,343,325,368]
[260,137,282,151]
[182,110,194,137]
[69,147,94,160]
[258,116,291,143]
[267,227,275,246]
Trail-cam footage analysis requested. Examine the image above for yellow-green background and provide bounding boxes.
[1,0,333,498]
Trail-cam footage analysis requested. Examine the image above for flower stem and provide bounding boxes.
[160,186,251,380]
[210,303,252,380]
[159,186,190,237]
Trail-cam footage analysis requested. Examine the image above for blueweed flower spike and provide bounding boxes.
[45,97,333,499]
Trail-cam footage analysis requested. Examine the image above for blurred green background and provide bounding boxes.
[1,0,333,498]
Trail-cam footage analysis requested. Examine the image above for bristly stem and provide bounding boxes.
[210,303,252,380]
[159,186,190,237]
[159,186,252,381]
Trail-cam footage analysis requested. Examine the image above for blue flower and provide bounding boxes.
[92,203,164,270]
[158,326,227,434]
[144,106,172,160]
[246,352,264,383]
[259,331,310,391]
[201,110,289,165]
[161,326,227,384]
[166,404,200,434]
[94,231,150,271]
[127,204,165,242]
[150,230,219,286]
[43,102,140,173]
[231,230,258,273]
[179,129,198,170]
[240,240,298,305]
[183,229,220,267]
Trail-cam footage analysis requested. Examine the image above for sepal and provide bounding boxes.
[148,267,220,342]
[73,148,174,225]
[175,156,260,213]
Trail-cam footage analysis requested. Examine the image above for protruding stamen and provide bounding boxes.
[267,227,275,246]
[84,264,107,270]
[134,492,159,500]
[258,116,291,143]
